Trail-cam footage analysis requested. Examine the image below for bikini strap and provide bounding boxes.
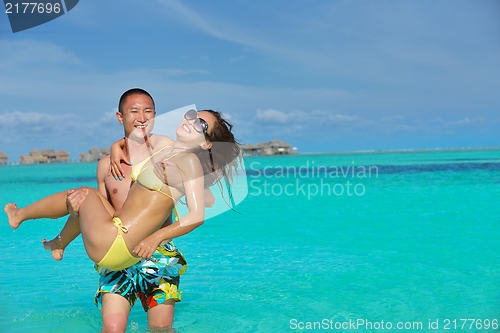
[132,145,174,181]
[173,205,180,223]
[153,148,188,224]
[157,190,180,222]
[161,150,186,163]
[112,217,129,234]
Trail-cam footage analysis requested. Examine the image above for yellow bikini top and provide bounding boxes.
[130,146,182,221]
[136,165,165,192]
[130,145,170,182]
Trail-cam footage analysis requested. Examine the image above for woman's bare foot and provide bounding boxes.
[42,237,64,261]
[4,203,21,229]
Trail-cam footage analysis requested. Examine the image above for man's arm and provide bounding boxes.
[63,158,110,215]
[96,156,111,199]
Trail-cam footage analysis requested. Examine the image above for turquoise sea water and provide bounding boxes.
[1,149,499,332]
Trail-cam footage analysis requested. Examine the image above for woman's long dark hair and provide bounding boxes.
[183,110,241,211]
[191,110,241,188]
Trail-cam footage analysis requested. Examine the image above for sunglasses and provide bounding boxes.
[184,109,208,134]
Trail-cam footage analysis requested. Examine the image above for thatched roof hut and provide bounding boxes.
[20,148,70,164]
[80,146,110,162]
[0,151,8,165]
[242,139,298,156]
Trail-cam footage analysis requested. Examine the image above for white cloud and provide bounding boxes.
[254,109,310,124]
[381,116,404,122]
[1,0,499,156]
[444,117,485,128]
[229,56,246,63]
[328,114,362,123]
[0,111,77,128]
[155,0,500,98]
[0,110,120,150]
[156,0,330,73]
[158,0,226,40]
[157,68,209,76]
[247,108,496,142]
[0,39,84,70]
[255,109,288,124]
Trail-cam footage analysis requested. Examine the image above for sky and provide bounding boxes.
[0,0,499,161]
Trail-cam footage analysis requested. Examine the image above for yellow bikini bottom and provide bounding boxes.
[96,217,141,271]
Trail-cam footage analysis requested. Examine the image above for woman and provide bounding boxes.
[5,110,240,270]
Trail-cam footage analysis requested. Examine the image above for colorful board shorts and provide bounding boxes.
[94,241,187,312]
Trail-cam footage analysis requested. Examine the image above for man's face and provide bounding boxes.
[116,94,156,139]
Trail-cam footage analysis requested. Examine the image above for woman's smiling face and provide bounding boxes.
[176,110,216,146]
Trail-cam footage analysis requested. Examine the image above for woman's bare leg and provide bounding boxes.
[42,188,89,260]
[43,215,80,260]
[5,188,86,260]
[5,190,70,229]
[71,187,117,263]
[35,186,117,263]
[4,203,19,228]
[5,186,118,264]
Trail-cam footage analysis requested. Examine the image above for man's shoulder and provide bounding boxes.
[96,155,110,181]
[97,155,111,168]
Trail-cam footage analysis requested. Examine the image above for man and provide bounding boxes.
[96,88,186,332]
[66,88,213,332]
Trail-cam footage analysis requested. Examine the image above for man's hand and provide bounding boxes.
[66,188,89,217]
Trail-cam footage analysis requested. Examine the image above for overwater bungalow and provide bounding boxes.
[242,139,298,156]
[79,146,110,162]
[20,148,70,164]
[0,152,8,165]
